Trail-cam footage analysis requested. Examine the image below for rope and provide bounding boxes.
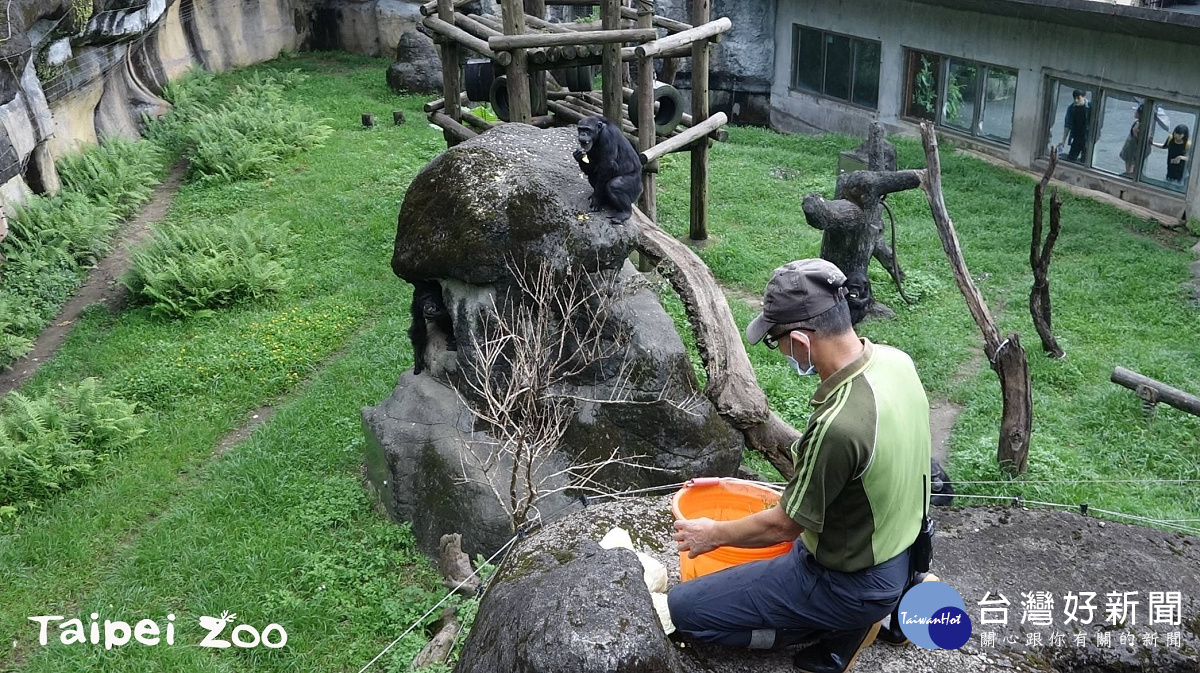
[949,493,1200,537]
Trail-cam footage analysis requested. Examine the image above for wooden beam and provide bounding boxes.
[636,0,657,270]
[424,91,470,113]
[488,27,656,50]
[428,111,477,143]
[640,112,726,164]
[601,0,622,123]
[501,0,533,123]
[618,5,690,33]
[460,110,497,131]
[636,17,730,58]
[1111,367,1200,417]
[453,13,502,41]
[437,0,463,128]
[423,16,511,66]
[525,0,547,116]
[688,0,710,242]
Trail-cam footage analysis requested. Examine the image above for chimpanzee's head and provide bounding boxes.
[578,115,605,153]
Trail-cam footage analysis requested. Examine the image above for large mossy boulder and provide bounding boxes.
[365,124,743,559]
[391,124,639,285]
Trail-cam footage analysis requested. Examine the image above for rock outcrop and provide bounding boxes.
[454,539,685,673]
[364,124,744,559]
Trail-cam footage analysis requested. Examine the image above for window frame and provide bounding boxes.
[789,24,882,111]
[902,48,1017,147]
[1040,76,1195,197]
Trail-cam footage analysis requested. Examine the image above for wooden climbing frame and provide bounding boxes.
[419,0,729,240]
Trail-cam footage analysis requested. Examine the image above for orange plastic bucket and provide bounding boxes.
[671,477,794,581]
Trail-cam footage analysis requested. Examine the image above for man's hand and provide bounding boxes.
[674,517,723,559]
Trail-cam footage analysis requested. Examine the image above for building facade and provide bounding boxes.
[770,0,1200,221]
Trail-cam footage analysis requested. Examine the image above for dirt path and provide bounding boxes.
[0,162,187,396]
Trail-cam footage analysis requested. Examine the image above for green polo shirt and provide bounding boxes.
[780,338,931,573]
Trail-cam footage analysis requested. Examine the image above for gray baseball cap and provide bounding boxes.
[746,259,847,345]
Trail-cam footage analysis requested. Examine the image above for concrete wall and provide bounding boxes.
[771,0,1200,220]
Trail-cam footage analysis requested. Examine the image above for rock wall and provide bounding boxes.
[0,0,304,213]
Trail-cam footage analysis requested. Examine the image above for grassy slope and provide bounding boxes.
[2,53,445,672]
[655,127,1200,522]
[2,52,1198,672]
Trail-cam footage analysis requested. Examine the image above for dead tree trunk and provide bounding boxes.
[803,123,921,322]
[1030,149,1065,359]
[918,123,1031,475]
[634,211,800,479]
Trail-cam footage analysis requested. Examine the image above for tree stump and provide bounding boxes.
[803,123,921,322]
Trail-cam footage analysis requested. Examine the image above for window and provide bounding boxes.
[791,26,881,109]
[1042,77,1195,195]
[904,50,1016,144]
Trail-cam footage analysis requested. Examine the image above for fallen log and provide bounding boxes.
[1111,367,1200,417]
[632,207,797,478]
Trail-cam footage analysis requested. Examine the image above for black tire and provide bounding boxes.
[489,75,510,122]
[465,59,494,103]
[628,81,685,135]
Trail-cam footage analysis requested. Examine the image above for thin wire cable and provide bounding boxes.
[949,493,1200,537]
[355,532,519,673]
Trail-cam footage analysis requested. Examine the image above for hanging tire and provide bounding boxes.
[628,81,685,135]
[489,75,510,122]
[465,59,495,103]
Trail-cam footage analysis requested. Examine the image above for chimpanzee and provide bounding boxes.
[408,279,456,375]
[573,115,643,222]
[844,270,872,325]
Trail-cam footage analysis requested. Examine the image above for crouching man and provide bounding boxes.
[667,259,932,673]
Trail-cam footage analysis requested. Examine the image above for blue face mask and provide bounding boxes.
[786,354,816,377]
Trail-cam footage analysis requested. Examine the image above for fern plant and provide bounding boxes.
[56,138,164,219]
[124,216,295,319]
[0,379,144,514]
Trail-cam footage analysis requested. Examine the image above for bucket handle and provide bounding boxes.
[684,476,786,494]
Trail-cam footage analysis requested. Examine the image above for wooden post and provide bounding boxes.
[525,0,548,115]
[918,123,1031,476]
[635,0,656,271]
[501,0,533,123]
[689,0,710,242]
[601,0,622,123]
[438,0,463,131]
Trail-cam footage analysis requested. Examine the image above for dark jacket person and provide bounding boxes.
[667,259,932,673]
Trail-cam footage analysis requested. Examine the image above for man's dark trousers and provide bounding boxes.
[667,544,910,648]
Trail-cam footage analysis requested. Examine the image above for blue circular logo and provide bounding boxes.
[897,581,972,650]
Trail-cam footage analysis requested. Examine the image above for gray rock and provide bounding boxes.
[391,124,639,285]
[362,370,577,560]
[454,539,685,673]
[376,0,423,61]
[1190,239,1200,258]
[385,29,443,94]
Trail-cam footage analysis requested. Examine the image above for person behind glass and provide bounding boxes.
[1059,89,1090,163]
[1161,124,1190,184]
[1119,104,1143,178]
[667,259,931,673]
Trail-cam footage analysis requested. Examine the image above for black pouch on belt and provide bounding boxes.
[911,475,934,574]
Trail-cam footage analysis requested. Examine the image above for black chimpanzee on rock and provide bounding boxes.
[573,115,642,223]
[408,279,456,375]
[844,270,872,326]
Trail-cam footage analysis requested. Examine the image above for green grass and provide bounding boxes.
[655,127,1200,525]
[1,50,1198,673]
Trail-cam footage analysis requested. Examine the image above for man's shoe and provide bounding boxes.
[792,622,880,673]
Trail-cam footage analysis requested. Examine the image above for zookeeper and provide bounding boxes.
[667,258,932,673]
